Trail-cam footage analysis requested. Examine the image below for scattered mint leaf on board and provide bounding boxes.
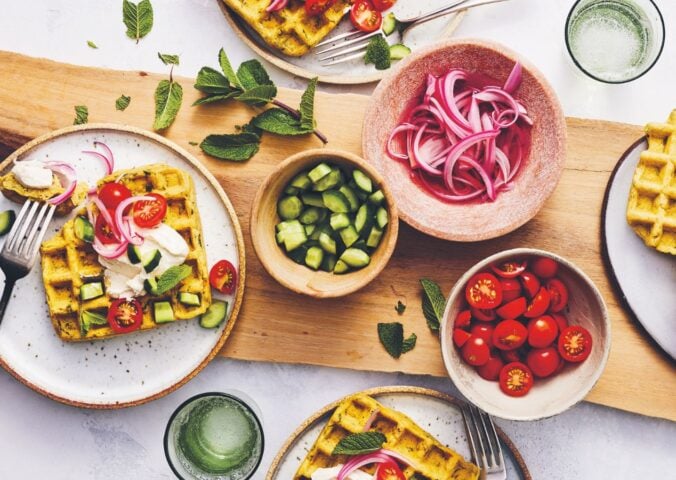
[155,264,192,295]
[395,300,406,315]
[153,79,183,131]
[299,77,317,132]
[188,141,198,146]
[123,0,153,43]
[252,108,312,136]
[218,48,241,88]
[73,105,88,125]
[87,40,98,49]
[199,133,261,162]
[115,95,131,111]
[420,278,446,332]
[332,432,386,456]
[365,35,391,70]
[402,333,417,354]
[158,52,180,66]
[194,67,232,94]
[378,322,404,358]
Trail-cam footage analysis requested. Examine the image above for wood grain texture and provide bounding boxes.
[0,51,673,421]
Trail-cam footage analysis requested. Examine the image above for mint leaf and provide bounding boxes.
[87,40,98,49]
[158,52,180,66]
[153,80,182,131]
[155,264,192,295]
[402,333,417,354]
[188,141,198,146]
[420,278,446,332]
[299,77,317,132]
[395,300,406,315]
[73,105,88,125]
[236,84,277,106]
[236,59,273,90]
[219,48,241,88]
[115,94,131,111]
[332,432,386,456]
[192,93,239,106]
[252,108,312,136]
[200,132,261,162]
[123,0,153,44]
[194,67,234,95]
[364,35,391,70]
[378,322,404,359]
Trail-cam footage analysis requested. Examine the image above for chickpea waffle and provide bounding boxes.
[294,393,480,480]
[39,164,211,341]
[0,171,88,216]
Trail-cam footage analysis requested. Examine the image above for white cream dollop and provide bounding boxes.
[311,466,374,480]
[12,161,54,189]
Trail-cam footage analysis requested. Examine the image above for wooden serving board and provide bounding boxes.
[0,51,674,421]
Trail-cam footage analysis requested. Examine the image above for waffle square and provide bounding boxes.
[222,0,350,57]
[39,164,211,341]
[295,394,480,480]
[626,110,676,255]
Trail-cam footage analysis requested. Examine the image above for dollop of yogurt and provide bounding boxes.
[311,466,374,480]
[99,223,189,299]
[12,161,54,189]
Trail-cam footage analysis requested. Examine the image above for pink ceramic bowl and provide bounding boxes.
[362,39,567,241]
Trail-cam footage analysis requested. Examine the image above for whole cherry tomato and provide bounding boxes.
[492,319,528,351]
[470,323,495,348]
[499,362,533,397]
[527,347,560,378]
[496,297,527,319]
[531,257,559,279]
[461,337,490,366]
[476,353,504,381]
[558,325,593,363]
[527,315,558,348]
[500,278,522,303]
[520,271,541,298]
[524,287,551,318]
[98,182,132,211]
[547,278,569,312]
[465,273,503,309]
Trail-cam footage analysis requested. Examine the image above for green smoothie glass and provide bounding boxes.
[164,392,264,480]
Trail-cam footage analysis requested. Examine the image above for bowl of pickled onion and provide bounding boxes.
[363,39,566,241]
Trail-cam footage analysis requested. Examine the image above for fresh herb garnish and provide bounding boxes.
[87,40,98,49]
[153,79,183,131]
[158,52,180,66]
[402,333,417,354]
[199,132,261,162]
[395,300,406,315]
[115,94,131,111]
[420,278,446,332]
[332,431,386,456]
[123,0,153,44]
[188,141,198,146]
[155,264,192,295]
[365,35,391,70]
[378,322,403,358]
[252,108,313,136]
[73,105,89,125]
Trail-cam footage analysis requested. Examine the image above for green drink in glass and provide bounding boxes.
[565,0,665,83]
[164,392,264,480]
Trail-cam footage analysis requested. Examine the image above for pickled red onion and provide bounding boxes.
[114,196,154,246]
[266,0,287,12]
[337,450,415,480]
[44,161,77,206]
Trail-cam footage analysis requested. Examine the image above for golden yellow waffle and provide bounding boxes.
[626,110,676,255]
[295,394,480,480]
[0,172,88,216]
[39,164,211,341]
[222,0,350,57]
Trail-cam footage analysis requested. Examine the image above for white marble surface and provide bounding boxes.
[1,0,675,479]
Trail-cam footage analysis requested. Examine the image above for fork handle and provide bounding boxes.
[0,277,17,326]
[407,0,511,28]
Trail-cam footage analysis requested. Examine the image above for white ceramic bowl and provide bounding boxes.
[440,248,611,421]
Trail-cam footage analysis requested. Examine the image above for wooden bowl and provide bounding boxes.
[439,248,611,421]
[250,149,399,298]
[362,39,567,241]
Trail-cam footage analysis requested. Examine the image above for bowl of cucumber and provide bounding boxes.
[250,149,399,298]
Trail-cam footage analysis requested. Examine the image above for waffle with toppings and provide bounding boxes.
[295,394,480,480]
[40,164,211,341]
[222,0,350,57]
[0,170,88,216]
[626,110,676,255]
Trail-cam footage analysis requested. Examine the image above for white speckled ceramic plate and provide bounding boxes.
[602,138,676,360]
[219,0,466,85]
[267,386,531,479]
[0,124,245,408]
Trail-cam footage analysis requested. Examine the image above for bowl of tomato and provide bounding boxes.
[440,248,610,421]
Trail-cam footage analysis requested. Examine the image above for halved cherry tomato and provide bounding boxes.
[132,193,167,228]
[500,278,522,303]
[376,460,405,480]
[496,297,527,319]
[305,0,336,16]
[471,306,496,322]
[209,260,238,294]
[95,213,120,245]
[527,347,560,378]
[558,325,592,363]
[98,182,132,211]
[524,287,551,318]
[465,273,502,309]
[492,319,528,351]
[499,362,533,397]
[453,328,472,348]
[546,279,569,313]
[461,337,490,366]
[372,0,397,11]
[552,313,569,332]
[491,261,526,278]
[470,323,495,348]
[520,271,540,298]
[350,0,383,33]
[531,257,559,279]
[527,315,558,348]
[476,353,504,381]
[107,298,143,334]
[455,309,472,329]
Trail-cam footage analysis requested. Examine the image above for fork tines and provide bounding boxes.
[314,29,383,66]
[462,404,506,476]
[2,200,56,265]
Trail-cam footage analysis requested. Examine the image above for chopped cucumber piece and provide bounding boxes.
[301,192,325,208]
[366,226,384,248]
[290,172,312,191]
[368,189,385,205]
[352,239,369,252]
[178,292,201,306]
[127,244,143,264]
[389,43,411,60]
[354,204,373,233]
[200,300,228,329]
[333,259,350,274]
[382,12,398,36]
[305,246,324,270]
[0,210,15,236]
[284,186,299,196]
[276,220,304,232]
[339,225,359,247]
[154,301,175,324]
[313,169,343,192]
[80,310,108,335]
[143,249,162,273]
[339,185,359,212]
[278,196,303,220]
[80,282,104,301]
[309,223,324,240]
[288,245,308,264]
[329,213,350,231]
[283,230,307,252]
[321,254,337,272]
[376,207,389,229]
[144,277,159,295]
[319,232,337,255]
[322,190,350,213]
[352,169,373,193]
[74,216,94,243]
[304,224,316,236]
[276,230,286,245]
[340,248,371,268]
[299,207,326,225]
[308,163,332,183]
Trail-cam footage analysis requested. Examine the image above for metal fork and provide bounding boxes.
[315,0,512,66]
[0,200,56,326]
[462,404,507,480]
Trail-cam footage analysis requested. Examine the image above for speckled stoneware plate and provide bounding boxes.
[602,138,676,360]
[267,386,531,479]
[218,0,465,85]
[0,124,245,408]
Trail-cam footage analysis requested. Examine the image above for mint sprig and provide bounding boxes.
[155,264,192,295]
[420,278,446,332]
[332,431,386,456]
[158,52,180,66]
[123,0,153,44]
